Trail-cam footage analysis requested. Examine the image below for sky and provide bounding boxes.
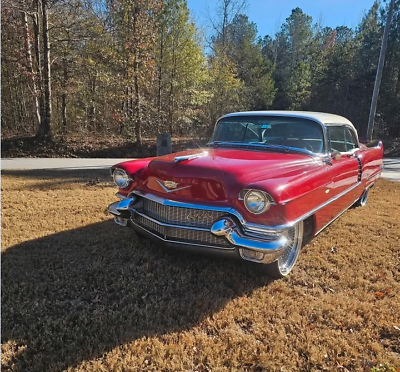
[186,0,377,38]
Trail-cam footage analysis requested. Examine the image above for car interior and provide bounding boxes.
[213,117,325,153]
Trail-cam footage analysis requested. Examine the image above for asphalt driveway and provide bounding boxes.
[1,158,130,170]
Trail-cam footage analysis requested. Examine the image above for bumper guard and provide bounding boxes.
[108,198,289,264]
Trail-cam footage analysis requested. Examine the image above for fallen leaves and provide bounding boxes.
[375,289,394,299]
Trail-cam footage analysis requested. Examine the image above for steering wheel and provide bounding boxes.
[304,142,314,152]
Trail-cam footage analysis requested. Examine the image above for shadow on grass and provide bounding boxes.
[1,220,272,372]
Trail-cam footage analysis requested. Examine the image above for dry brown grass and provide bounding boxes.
[1,169,400,372]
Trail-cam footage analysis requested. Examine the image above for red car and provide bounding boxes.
[108,111,383,278]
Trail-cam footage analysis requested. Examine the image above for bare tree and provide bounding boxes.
[206,0,248,52]
[22,7,42,133]
[40,0,52,137]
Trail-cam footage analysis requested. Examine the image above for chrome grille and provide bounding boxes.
[134,214,231,248]
[142,198,226,228]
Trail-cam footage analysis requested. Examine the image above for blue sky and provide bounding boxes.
[186,0,377,38]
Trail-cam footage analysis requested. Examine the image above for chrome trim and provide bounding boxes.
[130,219,235,251]
[243,225,279,237]
[243,189,271,214]
[359,183,374,207]
[131,189,246,222]
[109,201,287,261]
[112,168,132,189]
[174,152,208,163]
[211,218,287,253]
[238,189,276,205]
[131,181,361,231]
[210,218,288,264]
[133,209,210,232]
[116,197,136,211]
[156,180,191,193]
[108,201,122,216]
[109,201,294,264]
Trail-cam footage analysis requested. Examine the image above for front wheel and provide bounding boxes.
[258,221,304,279]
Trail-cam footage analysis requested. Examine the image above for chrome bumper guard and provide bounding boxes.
[108,197,289,264]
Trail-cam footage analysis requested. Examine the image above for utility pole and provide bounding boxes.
[366,0,395,142]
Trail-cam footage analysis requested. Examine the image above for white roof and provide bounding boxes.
[222,111,357,132]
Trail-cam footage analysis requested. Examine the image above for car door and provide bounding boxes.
[327,126,361,211]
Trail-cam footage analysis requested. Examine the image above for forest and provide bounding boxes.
[1,0,400,145]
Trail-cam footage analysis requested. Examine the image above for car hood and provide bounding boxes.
[135,148,320,203]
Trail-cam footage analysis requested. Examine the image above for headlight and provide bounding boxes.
[113,168,130,189]
[243,190,270,214]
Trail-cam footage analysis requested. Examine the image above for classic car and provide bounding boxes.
[108,111,383,278]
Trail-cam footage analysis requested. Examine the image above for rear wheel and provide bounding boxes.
[259,221,304,279]
[355,187,371,207]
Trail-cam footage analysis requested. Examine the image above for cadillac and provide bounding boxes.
[108,111,383,278]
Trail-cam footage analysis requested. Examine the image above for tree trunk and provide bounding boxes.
[22,10,41,135]
[32,3,45,135]
[133,59,142,145]
[87,73,97,130]
[61,58,68,132]
[157,26,164,133]
[132,4,142,145]
[168,34,177,136]
[40,0,52,137]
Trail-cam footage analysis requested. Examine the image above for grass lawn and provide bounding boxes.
[1,170,399,372]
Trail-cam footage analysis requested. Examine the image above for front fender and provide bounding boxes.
[111,157,154,196]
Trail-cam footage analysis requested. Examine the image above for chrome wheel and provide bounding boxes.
[359,188,369,207]
[260,221,304,279]
[355,187,371,208]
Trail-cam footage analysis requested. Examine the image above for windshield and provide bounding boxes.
[210,116,325,154]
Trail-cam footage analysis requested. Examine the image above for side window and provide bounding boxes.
[328,127,346,152]
[344,128,358,151]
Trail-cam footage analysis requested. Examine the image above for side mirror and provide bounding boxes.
[331,151,342,161]
[365,140,383,148]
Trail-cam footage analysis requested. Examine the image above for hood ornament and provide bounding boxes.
[157,180,191,193]
[174,151,208,163]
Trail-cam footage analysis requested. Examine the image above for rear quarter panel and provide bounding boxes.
[358,142,384,187]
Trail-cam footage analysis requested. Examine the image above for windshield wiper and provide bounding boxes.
[208,141,315,156]
[207,141,245,148]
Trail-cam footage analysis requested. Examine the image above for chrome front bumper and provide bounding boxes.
[108,197,290,265]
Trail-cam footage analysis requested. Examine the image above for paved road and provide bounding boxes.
[1,157,399,181]
[381,158,400,181]
[1,158,130,170]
